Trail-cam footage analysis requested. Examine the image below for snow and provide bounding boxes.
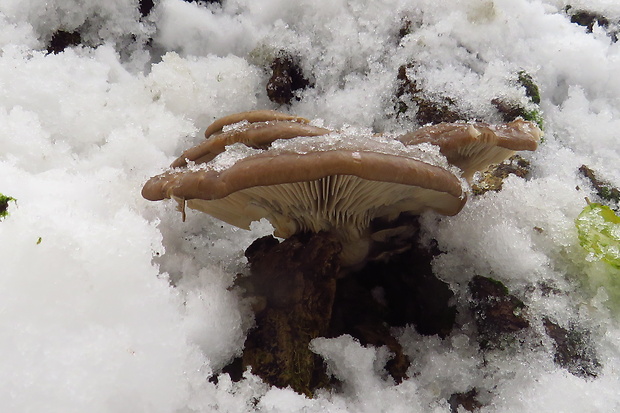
[1,0,620,411]
[268,128,460,174]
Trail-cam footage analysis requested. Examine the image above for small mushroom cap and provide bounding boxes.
[143,149,466,266]
[203,110,311,138]
[171,121,330,168]
[398,118,542,179]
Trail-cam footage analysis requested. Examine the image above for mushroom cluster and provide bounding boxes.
[142,110,541,266]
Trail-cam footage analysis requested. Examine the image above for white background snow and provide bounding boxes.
[1,0,620,411]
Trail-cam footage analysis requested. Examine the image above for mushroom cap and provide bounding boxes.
[143,147,466,266]
[398,118,542,179]
[203,110,311,139]
[171,121,330,168]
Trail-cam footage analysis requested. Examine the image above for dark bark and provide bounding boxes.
[241,232,342,396]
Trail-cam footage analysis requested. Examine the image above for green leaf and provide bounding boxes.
[575,202,620,269]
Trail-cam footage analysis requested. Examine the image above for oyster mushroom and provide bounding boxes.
[397,118,542,180]
[171,110,330,168]
[144,139,466,266]
[143,112,541,265]
[142,111,542,395]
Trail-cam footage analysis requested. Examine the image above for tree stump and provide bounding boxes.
[241,232,342,396]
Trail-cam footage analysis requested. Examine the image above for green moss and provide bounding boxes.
[478,276,510,296]
[0,193,16,220]
[517,71,541,105]
[517,71,544,130]
[493,71,544,132]
[522,108,544,131]
[600,186,620,204]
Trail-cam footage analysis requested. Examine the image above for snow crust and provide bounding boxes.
[1,0,620,411]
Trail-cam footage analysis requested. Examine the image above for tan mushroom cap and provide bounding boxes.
[171,121,330,168]
[203,109,311,138]
[398,118,542,179]
[143,149,466,266]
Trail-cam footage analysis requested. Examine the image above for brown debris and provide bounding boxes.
[328,217,457,383]
[579,164,620,204]
[471,155,532,195]
[47,30,82,54]
[328,274,411,383]
[395,63,465,125]
[492,98,528,123]
[448,389,483,413]
[543,318,601,378]
[398,19,413,40]
[566,6,618,42]
[469,276,530,349]
[139,0,155,16]
[492,71,543,130]
[267,53,313,105]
